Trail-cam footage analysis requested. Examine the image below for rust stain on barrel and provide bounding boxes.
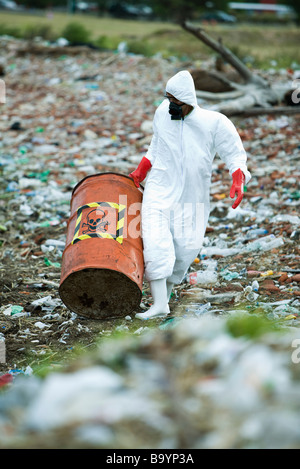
[59,172,144,319]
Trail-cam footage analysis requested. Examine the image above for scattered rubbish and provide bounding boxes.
[44,258,61,268]
[1,305,30,318]
[220,270,241,281]
[29,296,62,314]
[134,327,150,335]
[186,270,218,285]
[246,291,259,302]
[245,235,284,253]
[34,321,51,330]
[0,316,300,448]
[260,271,274,277]
[204,292,241,304]
[194,302,212,316]
[245,228,268,239]
[0,35,299,449]
[159,317,183,329]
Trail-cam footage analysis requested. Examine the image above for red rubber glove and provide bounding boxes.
[230,168,245,209]
[0,373,13,388]
[129,156,152,188]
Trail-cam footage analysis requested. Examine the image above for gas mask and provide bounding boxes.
[169,101,184,120]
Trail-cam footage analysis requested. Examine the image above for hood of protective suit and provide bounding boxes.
[165,70,197,108]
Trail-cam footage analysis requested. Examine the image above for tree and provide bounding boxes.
[182,21,300,116]
[96,0,109,15]
[283,0,300,24]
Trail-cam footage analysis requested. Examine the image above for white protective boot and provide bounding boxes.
[135,278,170,320]
[167,281,174,301]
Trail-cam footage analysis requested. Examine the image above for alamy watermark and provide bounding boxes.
[74,195,206,250]
[291,79,300,104]
[291,339,300,364]
[0,79,5,104]
[0,337,5,364]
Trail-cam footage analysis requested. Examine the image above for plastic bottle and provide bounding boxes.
[44,239,66,249]
[246,292,259,302]
[186,270,218,285]
[194,303,212,316]
[202,259,218,271]
[245,235,284,253]
[259,235,284,251]
[246,228,268,239]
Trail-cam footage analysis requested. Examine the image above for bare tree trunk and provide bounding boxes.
[182,21,268,87]
[182,21,300,117]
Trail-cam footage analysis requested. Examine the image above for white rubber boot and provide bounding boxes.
[135,278,170,320]
[167,281,174,301]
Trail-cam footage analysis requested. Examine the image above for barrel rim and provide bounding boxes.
[72,171,144,195]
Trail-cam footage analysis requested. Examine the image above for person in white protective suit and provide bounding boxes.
[129,70,251,320]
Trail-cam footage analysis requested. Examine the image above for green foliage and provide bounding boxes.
[94,34,121,50]
[127,39,155,56]
[61,21,91,43]
[226,313,281,339]
[283,0,300,21]
[0,12,299,66]
[95,35,156,56]
[23,24,56,40]
[0,23,22,38]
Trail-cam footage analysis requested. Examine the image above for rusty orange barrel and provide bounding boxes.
[59,172,144,319]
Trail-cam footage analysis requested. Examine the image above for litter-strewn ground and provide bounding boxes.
[0,36,299,448]
[1,316,300,449]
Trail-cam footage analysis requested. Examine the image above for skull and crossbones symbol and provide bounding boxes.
[82,208,109,234]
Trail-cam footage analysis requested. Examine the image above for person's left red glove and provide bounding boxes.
[230,168,245,209]
[129,156,152,188]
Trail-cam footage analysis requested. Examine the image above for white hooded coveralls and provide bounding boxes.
[142,70,251,284]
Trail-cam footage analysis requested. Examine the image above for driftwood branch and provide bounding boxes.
[182,21,268,87]
[201,86,300,116]
[196,89,245,101]
[226,106,300,117]
[201,69,241,90]
[182,21,300,117]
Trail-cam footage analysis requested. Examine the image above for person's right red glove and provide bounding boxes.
[129,157,152,188]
